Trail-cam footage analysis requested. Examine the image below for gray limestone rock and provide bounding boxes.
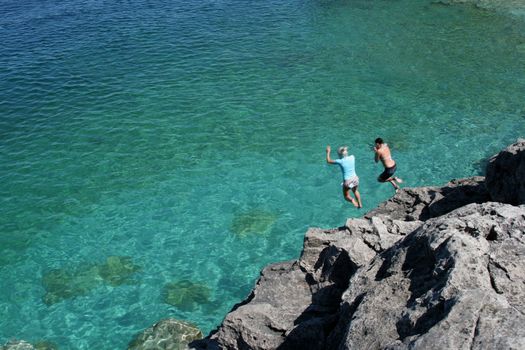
[128,318,203,350]
[486,138,525,205]
[203,261,313,350]
[197,217,422,350]
[365,177,489,221]
[333,202,525,349]
[196,214,420,350]
[197,200,525,350]
[192,176,501,350]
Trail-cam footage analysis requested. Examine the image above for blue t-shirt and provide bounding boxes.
[335,155,356,180]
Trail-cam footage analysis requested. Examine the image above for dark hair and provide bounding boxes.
[375,137,384,144]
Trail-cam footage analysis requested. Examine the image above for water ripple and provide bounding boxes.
[0,0,524,349]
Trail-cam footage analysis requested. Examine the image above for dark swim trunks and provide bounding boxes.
[379,164,397,182]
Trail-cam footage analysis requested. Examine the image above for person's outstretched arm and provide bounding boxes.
[326,145,336,164]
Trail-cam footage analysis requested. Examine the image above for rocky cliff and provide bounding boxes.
[176,139,524,350]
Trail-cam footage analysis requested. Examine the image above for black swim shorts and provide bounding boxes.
[379,165,396,182]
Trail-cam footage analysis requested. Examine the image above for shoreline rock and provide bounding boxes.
[184,139,524,350]
[336,202,525,349]
[486,138,525,205]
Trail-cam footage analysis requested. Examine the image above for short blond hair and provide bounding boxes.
[337,146,348,157]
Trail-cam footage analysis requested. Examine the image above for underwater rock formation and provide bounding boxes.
[231,209,278,236]
[42,265,101,305]
[128,319,202,350]
[0,340,58,350]
[162,280,211,311]
[98,256,142,287]
[0,340,34,350]
[32,341,58,350]
[41,256,141,305]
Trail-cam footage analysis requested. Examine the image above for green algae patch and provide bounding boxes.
[98,256,142,286]
[231,209,278,236]
[34,340,59,350]
[42,256,141,305]
[42,265,101,305]
[128,318,202,350]
[162,280,211,311]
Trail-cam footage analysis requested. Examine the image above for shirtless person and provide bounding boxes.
[373,138,403,192]
[326,145,363,208]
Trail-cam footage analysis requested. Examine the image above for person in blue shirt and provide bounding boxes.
[326,145,362,208]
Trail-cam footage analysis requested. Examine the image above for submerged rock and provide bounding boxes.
[231,209,278,236]
[33,341,58,350]
[0,340,58,350]
[41,256,141,305]
[128,318,202,350]
[0,340,34,350]
[98,256,142,286]
[42,265,101,305]
[162,280,211,311]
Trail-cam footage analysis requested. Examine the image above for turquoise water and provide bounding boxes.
[1,0,524,348]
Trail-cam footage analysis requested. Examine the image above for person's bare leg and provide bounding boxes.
[379,175,400,193]
[394,177,403,183]
[387,178,400,192]
[343,187,358,207]
[352,187,362,208]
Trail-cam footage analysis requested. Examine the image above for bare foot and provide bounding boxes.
[351,198,359,207]
[395,177,403,184]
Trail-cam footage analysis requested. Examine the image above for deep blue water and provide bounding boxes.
[1,0,524,348]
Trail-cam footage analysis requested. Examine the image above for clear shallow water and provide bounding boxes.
[1,0,524,348]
